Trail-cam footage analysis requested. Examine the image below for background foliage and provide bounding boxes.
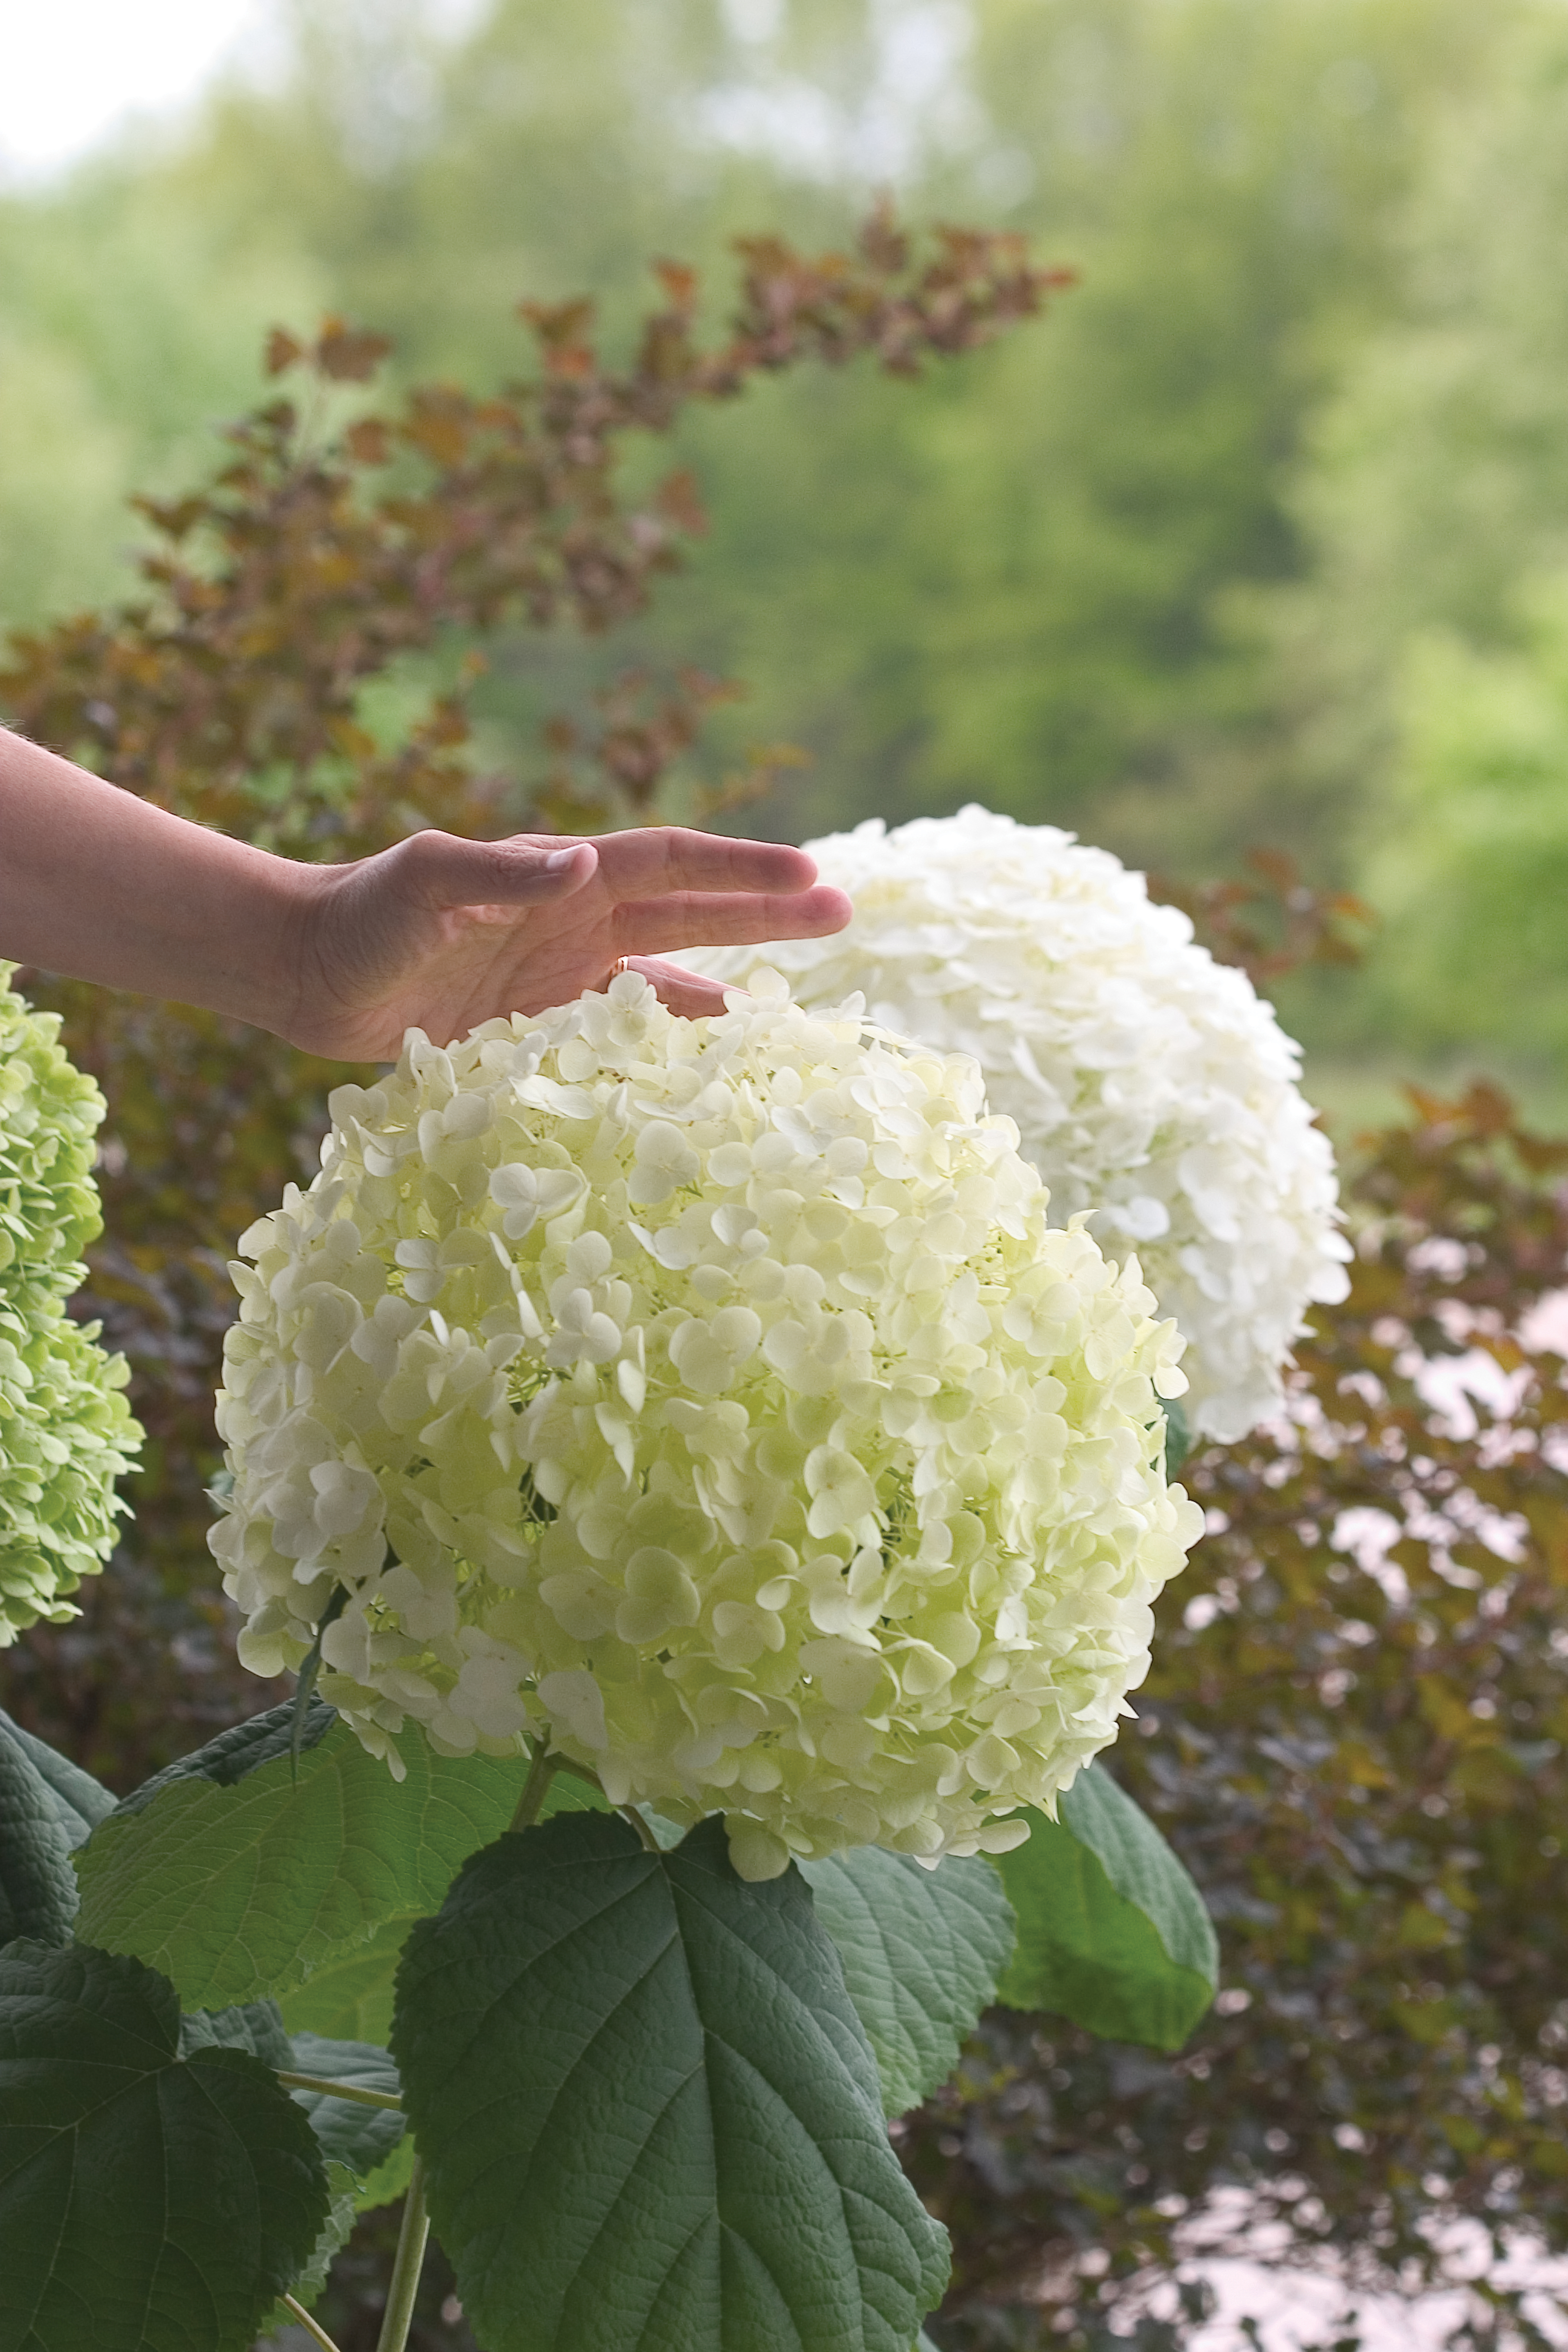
[2,2,1567,2345]
[4,0,1568,1102]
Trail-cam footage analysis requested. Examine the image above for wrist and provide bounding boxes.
[236,851,337,1045]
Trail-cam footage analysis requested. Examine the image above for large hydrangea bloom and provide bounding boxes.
[0,967,142,1642]
[211,973,1200,1878]
[681,809,1351,1443]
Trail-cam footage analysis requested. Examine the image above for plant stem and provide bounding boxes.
[374,2154,431,2352]
[618,1803,661,1854]
[276,2069,402,2110]
[509,1741,560,1832]
[283,2294,344,2352]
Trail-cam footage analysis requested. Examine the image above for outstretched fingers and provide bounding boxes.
[611,884,851,960]
[594,827,827,902]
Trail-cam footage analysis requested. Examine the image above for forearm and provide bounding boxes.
[0,728,312,1029]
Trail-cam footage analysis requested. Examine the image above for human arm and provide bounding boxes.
[0,727,850,1057]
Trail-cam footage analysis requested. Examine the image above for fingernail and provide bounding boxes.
[545,846,580,871]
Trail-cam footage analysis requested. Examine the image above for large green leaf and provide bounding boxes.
[394,1812,951,2352]
[0,1940,328,2352]
[0,1728,78,1952]
[991,1764,1218,2051]
[273,1766,609,2044]
[74,1712,537,2010]
[800,1847,1016,2117]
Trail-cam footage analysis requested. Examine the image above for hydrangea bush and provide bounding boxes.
[0,964,141,1642]
[681,807,1352,1443]
[210,973,1200,1880]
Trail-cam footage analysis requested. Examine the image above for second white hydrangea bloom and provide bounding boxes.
[682,809,1351,1442]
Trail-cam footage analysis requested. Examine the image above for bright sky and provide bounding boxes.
[0,0,266,180]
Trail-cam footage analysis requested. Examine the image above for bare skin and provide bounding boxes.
[0,728,850,1057]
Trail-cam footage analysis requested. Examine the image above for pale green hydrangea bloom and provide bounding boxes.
[0,965,142,1642]
[211,973,1201,1879]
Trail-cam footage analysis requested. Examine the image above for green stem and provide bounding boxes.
[276,2069,402,2111]
[374,2154,431,2352]
[283,2293,344,2352]
[619,1803,661,1854]
[509,1741,560,1832]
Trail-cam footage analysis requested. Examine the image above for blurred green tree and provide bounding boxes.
[1262,5,1568,1073]
[0,162,323,622]
[1359,583,1568,1060]
[0,0,1514,884]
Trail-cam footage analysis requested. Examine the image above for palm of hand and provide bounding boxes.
[285,825,849,1063]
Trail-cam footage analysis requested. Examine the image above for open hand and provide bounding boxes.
[283,823,851,1060]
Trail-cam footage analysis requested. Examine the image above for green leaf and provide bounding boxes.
[74,1713,538,2011]
[0,1726,78,1952]
[272,1770,606,2045]
[0,1939,328,2352]
[278,1912,415,2045]
[800,1847,1016,2117]
[0,1710,115,1849]
[260,2160,360,2334]
[394,1812,951,2352]
[1160,1395,1194,1475]
[353,2127,418,2215]
[181,1997,295,2068]
[114,1697,339,1813]
[285,2032,405,2179]
[991,1764,1218,2051]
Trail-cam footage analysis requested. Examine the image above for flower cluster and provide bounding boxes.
[211,973,1200,1877]
[681,808,1351,1442]
[0,967,142,1643]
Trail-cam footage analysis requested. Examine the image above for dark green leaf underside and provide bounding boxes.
[0,1729,78,1952]
[286,2032,405,2177]
[0,1710,115,1849]
[180,1996,295,2069]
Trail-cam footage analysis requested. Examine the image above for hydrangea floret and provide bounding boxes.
[0,965,142,1642]
[211,972,1201,1880]
[681,808,1351,1443]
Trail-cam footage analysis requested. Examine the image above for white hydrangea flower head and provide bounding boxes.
[681,809,1351,1443]
[211,973,1202,1879]
[0,966,143,1642]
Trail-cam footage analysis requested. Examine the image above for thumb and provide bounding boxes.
[392,830,599,910]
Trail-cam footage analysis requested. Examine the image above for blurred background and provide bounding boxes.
[4,0,1567,1137]
[7,11,1568,2347]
